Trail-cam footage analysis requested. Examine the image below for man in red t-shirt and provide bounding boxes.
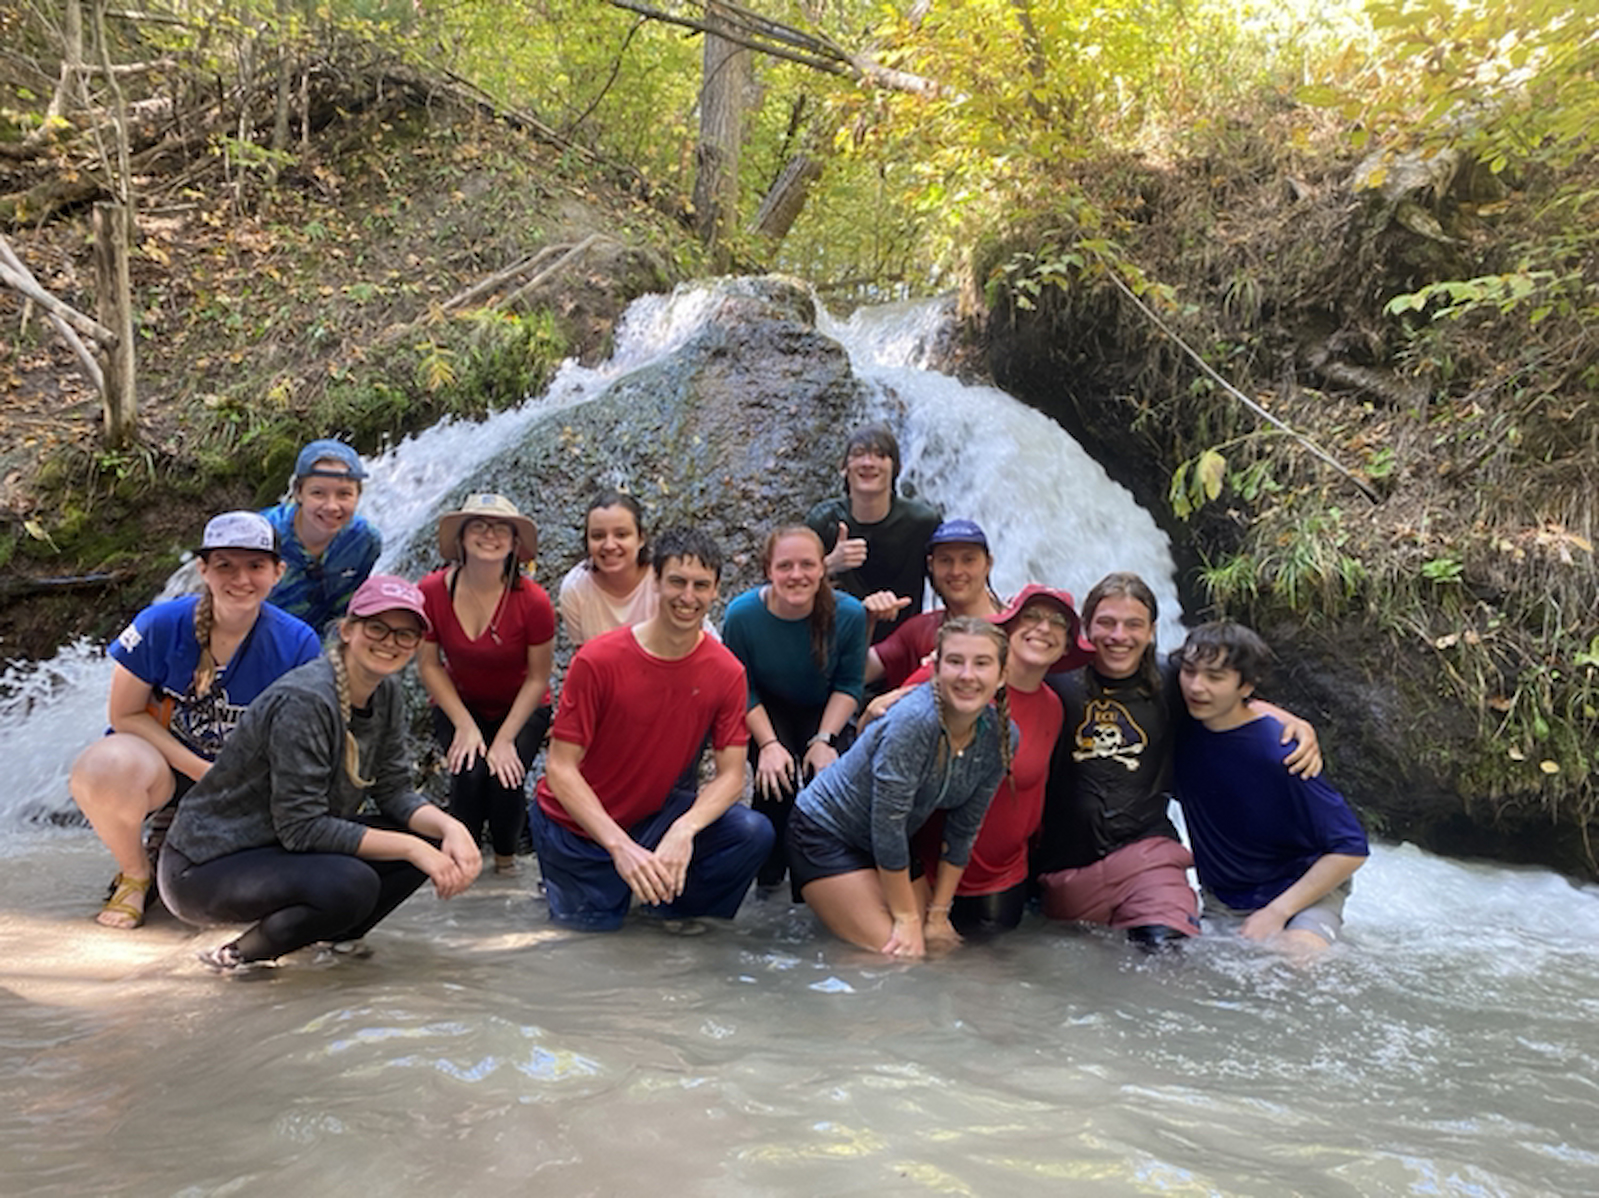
[531,527,773,930]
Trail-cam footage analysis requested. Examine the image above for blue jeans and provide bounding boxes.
[529,785,774,931]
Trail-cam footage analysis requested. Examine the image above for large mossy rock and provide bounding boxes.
[394,276,869,618]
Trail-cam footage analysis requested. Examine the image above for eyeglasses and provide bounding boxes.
[463,518,515,537]
[359,618,423,649]
[1016,606,1071,630]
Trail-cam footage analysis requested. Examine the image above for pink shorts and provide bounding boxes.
[1038,837,1200,935]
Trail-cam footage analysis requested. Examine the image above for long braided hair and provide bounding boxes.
[327,634,374,789]
[190,589,218,698]
[763,525,835,672]
[931,614,1013,779]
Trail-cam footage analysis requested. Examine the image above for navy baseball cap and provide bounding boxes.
[927,519,989,551]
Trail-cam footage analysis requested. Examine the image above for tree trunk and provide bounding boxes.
[749,153,821,243]
[271,0,293,155]
[692,1,749,266]
[45,0,85,128]
[93,202,136,447]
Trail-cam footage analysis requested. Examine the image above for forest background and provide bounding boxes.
[1,0,1596,877]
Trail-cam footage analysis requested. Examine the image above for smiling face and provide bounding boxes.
[585,503,644,579]
[654,554,718,635]
[765,530,825,615]
[934,630,1005,719]
[461,516,516,565]
[293,464,362,550]
[928,542,992,611]
[842,444,893,501]
[198,549,285,616]
[341,609,425,682]
[1086,594,1154,680]
[1006,601,1071,675]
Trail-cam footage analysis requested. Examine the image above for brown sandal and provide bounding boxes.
[97,872,152,929]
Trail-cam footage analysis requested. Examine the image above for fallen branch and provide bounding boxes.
[1097,255,1381,505]
[0,234,105,392]
[496,234,611,311]
[1302,345,1430,410]
[0,570,135,601]
[366,235,615,354]
[439,244,568,312]
[0,254,119,348]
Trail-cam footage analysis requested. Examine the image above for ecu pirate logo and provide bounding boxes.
[1071,698,1146,772]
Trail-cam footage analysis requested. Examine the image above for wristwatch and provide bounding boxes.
[808,730,838,748]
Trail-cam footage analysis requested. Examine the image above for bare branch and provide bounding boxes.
[0,233,106,389]
[602,0,948,97]
[0,257,119,348]
[1096,256,1380,505]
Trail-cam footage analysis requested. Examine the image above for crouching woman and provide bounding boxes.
[787,616,1014,959]
[159,576,482,972]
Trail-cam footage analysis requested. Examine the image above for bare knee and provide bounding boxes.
[70,736,172,817]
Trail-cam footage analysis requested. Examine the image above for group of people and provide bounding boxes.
[68,423,1368,972]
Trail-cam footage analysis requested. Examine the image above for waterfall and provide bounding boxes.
[0,281,1178,824]
[818,298,1183,649]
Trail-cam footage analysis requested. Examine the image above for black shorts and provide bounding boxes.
[785,806,922,901]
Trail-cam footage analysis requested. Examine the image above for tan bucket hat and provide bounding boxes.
[436,493,538,562]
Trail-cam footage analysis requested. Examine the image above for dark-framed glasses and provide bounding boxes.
[359,619,423,649]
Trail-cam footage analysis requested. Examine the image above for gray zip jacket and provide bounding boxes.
[795,683,1009,871]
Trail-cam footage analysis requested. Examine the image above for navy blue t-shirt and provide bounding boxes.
[1174,712,1368,911]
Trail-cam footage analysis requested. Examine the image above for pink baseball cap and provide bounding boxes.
[345,574,431,633]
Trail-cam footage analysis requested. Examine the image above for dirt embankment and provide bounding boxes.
[1,78,690,660]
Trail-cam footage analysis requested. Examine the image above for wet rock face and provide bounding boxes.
[396,275,867,615]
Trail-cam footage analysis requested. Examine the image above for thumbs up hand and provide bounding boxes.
[827,520,868,573]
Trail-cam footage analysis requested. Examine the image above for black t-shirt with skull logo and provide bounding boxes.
[1033,662,1183,872]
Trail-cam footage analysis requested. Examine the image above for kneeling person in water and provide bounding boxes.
[159,575,481,971]
[1172,621,1368,955]
[530,527,773,931]
[789,617,1015,959]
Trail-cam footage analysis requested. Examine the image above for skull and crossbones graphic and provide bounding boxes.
[1071,699,1146,772]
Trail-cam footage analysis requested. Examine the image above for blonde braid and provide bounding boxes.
[328,641,373,788]
[992,682,1014,782]
[192,589,217,698]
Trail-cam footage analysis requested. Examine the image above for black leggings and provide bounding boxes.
[950,881,1028,939]
[159,841,428,962]
[432,705,550,857]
